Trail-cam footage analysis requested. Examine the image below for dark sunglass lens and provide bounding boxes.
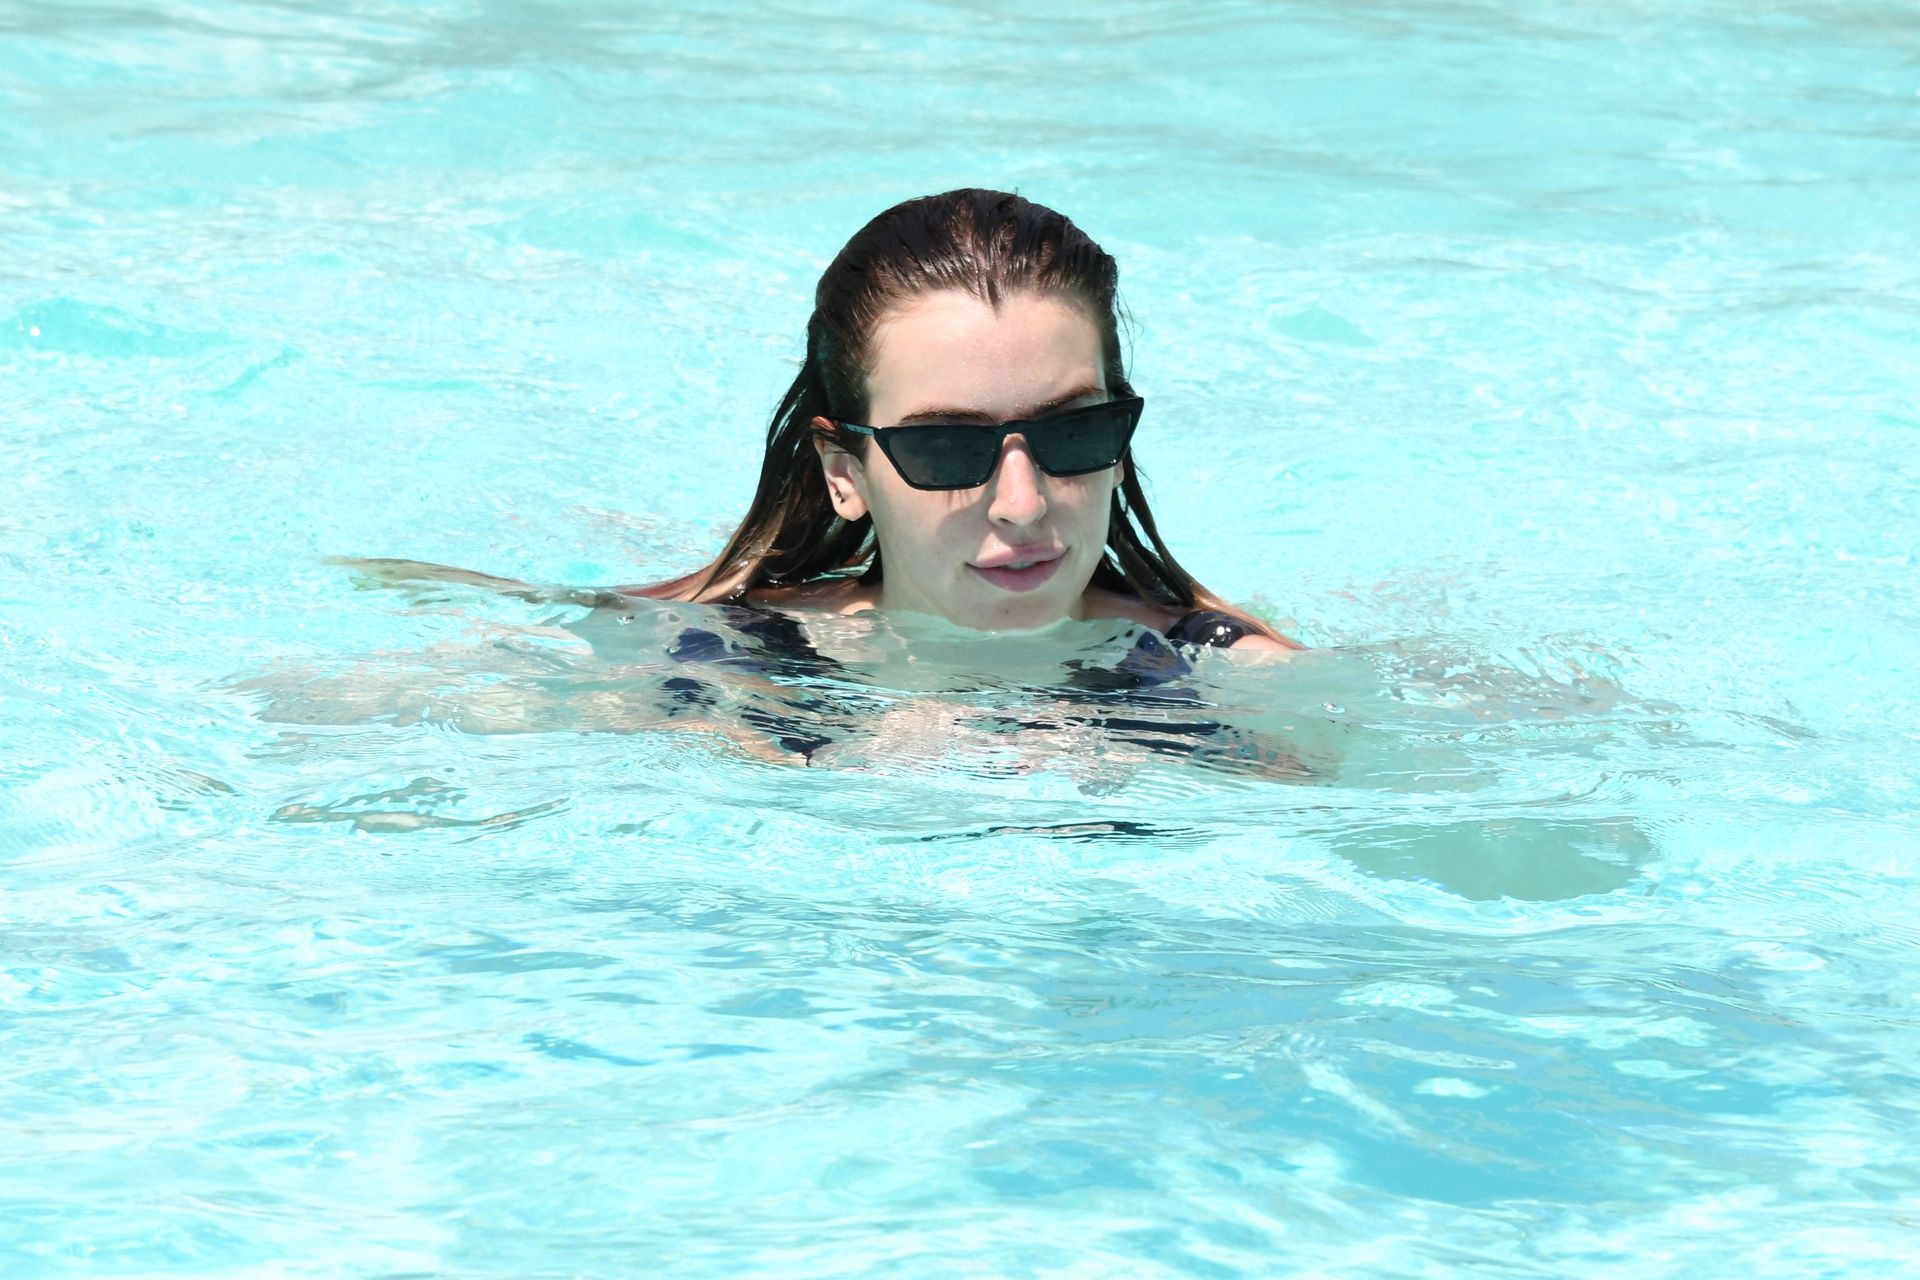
[1030,403,1133,476]
[887,426,1001,488]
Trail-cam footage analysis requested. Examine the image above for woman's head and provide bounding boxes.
[662,188,1250,634]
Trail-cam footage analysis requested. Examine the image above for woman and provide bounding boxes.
[636,188,1299,655]
[332,190,1301,767]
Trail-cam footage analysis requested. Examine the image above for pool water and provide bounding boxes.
[4,0,1918,1274]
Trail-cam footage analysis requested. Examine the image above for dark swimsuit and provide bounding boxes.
[1162,608,1255,649]
[655,605,1263,764]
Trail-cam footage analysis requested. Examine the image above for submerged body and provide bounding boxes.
[633,596,1308,775]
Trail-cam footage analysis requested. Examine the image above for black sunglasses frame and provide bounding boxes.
[833,396,1145,492]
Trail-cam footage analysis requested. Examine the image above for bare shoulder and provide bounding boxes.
[1086,587,1303,654]
[1229,632,1299,654]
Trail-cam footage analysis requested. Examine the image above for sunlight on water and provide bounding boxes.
[4,0,1918,1275]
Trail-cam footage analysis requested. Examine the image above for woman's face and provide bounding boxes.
[816,289,1123,632]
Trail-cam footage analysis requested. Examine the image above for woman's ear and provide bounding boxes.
[812,416,870,520]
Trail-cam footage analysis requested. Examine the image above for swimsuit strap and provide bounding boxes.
[1163,608,1252,649]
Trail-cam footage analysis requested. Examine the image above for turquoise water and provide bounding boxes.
[5,0,1919,1274]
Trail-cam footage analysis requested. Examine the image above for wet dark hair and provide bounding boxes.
[645,188,1269,634]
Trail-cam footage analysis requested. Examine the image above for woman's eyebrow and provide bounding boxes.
[893,384,1107,425]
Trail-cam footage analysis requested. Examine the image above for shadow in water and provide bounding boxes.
[1330,814,1651,901]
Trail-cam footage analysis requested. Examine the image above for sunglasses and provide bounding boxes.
[834,396,1144,491]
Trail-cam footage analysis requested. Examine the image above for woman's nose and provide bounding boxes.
[985,435,1048,527]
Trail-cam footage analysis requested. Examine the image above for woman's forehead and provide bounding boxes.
[865,289,1104,420]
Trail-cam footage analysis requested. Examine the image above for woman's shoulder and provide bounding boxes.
[1219,630,1295,653]
[1084,589,1299,653]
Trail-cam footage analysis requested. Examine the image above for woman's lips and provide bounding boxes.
[969,553,1064,592]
